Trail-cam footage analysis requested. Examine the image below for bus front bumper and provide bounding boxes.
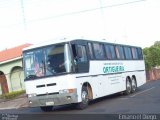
[28,91,78,107]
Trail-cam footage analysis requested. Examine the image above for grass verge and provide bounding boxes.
[0,90,26,100]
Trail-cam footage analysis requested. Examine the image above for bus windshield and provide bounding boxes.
[23,43,72,80]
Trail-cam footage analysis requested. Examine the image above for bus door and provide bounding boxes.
[71,44,89,73]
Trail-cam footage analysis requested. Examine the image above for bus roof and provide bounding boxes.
[23,37,141,51]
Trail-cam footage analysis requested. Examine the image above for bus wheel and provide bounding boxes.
[40,106,53,112]
[131,77,137,93]
[77,86,89,110]
[124,78,131,95]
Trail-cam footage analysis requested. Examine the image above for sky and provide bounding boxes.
[0,0,160,51]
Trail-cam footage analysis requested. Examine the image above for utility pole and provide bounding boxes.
[20,0,26,30]
[99,0,106,38]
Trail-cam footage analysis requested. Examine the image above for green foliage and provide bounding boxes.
[143,41,160,70]
[154,41,160,47]
[0,90,25,100]
[143,48,151,70]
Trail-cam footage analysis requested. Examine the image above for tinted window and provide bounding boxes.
[104,44,112,59]
[45,45,66,74]
[23,44,71,80]
[115,46,125,59]
[88,43,94,59]
[93,43,105,59]
[24,49,45,78]
[110,45,116,59]
[131,47,138,59]
[72,44,77,58]
[137,48,143,60]
[124,47,132,60]
[77,45,88,62]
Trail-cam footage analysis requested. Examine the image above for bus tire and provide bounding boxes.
[40,106,53,112]
[124,78,132,95]
[131,77,137,93]
[76,86,89,110]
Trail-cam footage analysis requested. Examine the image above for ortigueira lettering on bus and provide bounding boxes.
[103,65,125,74]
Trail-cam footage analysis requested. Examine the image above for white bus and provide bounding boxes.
[23,38,146,111]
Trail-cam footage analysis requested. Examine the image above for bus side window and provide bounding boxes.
[93,43,105,60]
[88,43,94,59]
[71,44,77,59]
[124,47,132,60]
[115,45,125,60]
[110,45,116,59]
[104,44,112,60]
[137,48,143,60]
[131,47,138,60]
[115,46,120,59]
[77,45,88,62]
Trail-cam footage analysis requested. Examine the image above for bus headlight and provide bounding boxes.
[28,93,36,97]
[59,89,76,94]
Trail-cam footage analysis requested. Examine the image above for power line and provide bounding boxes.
[0,0,147,28]
[26,0,148,23]
[0,0,19,9]
[99,0,106,37]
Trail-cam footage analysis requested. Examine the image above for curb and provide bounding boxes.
[0,107,19,110]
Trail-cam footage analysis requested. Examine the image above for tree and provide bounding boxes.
[148,46,160,67]
[143,47,151,70]
[154,41,160,47]
[143,44,160,70]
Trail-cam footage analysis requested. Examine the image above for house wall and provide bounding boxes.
[0,58,25,94]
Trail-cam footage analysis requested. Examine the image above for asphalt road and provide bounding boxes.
[0,80,160,119]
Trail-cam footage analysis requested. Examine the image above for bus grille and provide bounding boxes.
[36,92,59,96]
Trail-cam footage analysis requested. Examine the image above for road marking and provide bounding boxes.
[130,87,155,97]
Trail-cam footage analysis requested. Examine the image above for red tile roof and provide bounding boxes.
[0,43,32,62]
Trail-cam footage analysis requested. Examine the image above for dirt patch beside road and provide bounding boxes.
[0,96,29,110]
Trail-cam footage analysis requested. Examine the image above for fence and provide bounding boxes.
[146,68,160,81]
